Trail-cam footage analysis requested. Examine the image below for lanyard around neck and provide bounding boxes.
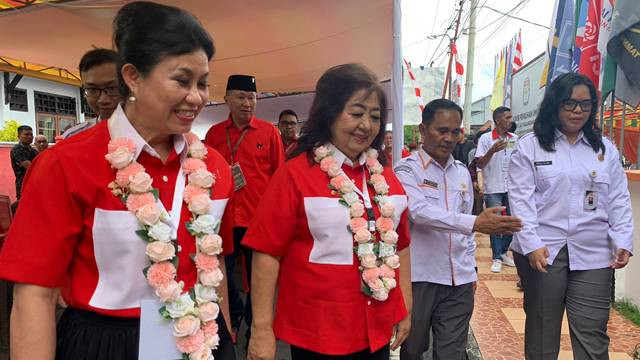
[225,126,249,163]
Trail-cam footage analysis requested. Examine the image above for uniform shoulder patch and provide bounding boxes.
[393,164,413,174]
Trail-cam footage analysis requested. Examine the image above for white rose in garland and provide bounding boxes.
[105,134,224,359]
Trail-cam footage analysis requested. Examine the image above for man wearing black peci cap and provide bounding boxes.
[204,74,285,340]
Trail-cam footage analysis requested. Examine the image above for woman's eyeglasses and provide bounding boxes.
[561,99,593,112]
[83,86,120,98]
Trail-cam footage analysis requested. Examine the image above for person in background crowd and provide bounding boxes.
[452,129,474,166]
[10,125,38,205]
[475,107,518,273]
[396,99,522,360]
[0,2,236,358]
[277,109,298,154]
[508,73,633,360]
[204,74,285,341]
[244,63,411,360]
[383,130,410,164]
[468,129,490,215]
[34,135,49,153]
[63,48,123,138]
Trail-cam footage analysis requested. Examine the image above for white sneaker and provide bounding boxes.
[491,259,502,273]
[501,254,516,267]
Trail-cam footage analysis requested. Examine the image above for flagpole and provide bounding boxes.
[620,101,626,163]
[391,0,403,166]
[608,91,615,141]
[463,0,477,132]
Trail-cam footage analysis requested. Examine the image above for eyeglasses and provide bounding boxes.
[279,121,297,127]
[83,86,120,98]
[561,99,593,112]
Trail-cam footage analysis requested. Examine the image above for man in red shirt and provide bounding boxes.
[383,130,410,164]
[277,109,298,154]
[204,74,285,337]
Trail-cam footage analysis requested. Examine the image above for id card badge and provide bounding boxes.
[584,190,597,211]
[506,138,517,150]
[230,162,247,191]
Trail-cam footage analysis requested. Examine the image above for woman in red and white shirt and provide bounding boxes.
[244,64,412,360]
[0,3,235,359]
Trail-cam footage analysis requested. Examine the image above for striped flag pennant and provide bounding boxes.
[403,58,424,112]
[513,30,523,71]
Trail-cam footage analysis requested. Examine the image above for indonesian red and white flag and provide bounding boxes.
[452,42,464,104]
[513,30,523,71]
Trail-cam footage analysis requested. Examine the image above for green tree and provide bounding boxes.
[0,120,19,142]
[404,125,420,147]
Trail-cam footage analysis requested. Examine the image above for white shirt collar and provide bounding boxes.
[107,104,187,160]
[418,146,454,169]
[555,129,589,145]
[327,143,367,168]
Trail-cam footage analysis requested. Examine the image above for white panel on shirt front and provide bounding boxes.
[208,199,229,234]
[90,208,155,310]
[388,195,408,228]
[304,197,353,265]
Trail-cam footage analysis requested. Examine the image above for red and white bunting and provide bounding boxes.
[403,58,424,112]
[451,43,464,104]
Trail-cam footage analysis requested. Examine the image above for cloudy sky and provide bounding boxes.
[401,0,557,102]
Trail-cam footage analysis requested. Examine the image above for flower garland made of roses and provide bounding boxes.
[106,134,223,360]
[314,145,400,301]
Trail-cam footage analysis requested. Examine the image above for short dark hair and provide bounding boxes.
[278,109,298,122]
[492,106,511,122]
[113,1,215,97]
[533,72,603,154]
[78,48,120,73]
[421,98,463,126]
[17,125,32,135]
[289,63,388,165]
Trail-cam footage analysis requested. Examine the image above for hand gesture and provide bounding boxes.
[472,207,523,235]
[390,314,411,351]
[612,249,631,269]
[489,140,507,153]
[528,246,549,272]
[247,326,276,360]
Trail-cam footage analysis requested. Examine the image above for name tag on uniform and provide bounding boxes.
[230,163,247,191]
[506,138,517,150]
[534,161,552,166]
[422,179,438,189]
[584,190,597,211]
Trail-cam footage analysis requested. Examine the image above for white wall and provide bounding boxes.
[615,177,640,306]
[0,73,85,131]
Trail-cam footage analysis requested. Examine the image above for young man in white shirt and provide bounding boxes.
[475,106,518,273]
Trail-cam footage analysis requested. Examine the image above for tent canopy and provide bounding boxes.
[0,0,392,101]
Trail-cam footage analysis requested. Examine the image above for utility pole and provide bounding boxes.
[442,0,465,99]
[463,0,477,132]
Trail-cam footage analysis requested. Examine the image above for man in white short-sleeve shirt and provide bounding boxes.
[475,106,518,273]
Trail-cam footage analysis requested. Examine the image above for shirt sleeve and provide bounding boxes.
[270,127,285,175]
[474,135,489,158]
[0,151,82,287]
[394,161,476,235]
[242,164,299,257]
[507,139,544,255]
[463,170,477,264]
[606,146,634,254]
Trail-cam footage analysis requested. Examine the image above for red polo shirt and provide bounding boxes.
[0,119,234,318]
[242,151,410,355]
[204,116,284,227]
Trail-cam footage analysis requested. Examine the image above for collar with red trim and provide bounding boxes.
[491,129,513,140]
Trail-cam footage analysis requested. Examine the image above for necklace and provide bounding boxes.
[106,133,222,360]
[314,145,400,301]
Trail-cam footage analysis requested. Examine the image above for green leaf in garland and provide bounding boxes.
[142,265,150,277]
[185,221,196,236]
[189,287,196,300]
[136,229,151,242]
[182,353,190,360]
[151,188,160,200]
[171,255,179,269]
[338,199,349,208]
[361,282,373,296]
[158,306,170,319]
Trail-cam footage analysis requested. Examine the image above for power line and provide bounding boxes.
[482,4,549,29]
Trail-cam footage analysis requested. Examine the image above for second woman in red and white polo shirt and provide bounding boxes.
[244,63,412,360]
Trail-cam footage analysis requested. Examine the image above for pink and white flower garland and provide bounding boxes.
[314,145,400,301]
[106,134,223,360]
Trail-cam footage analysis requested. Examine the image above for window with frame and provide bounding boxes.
[8,88,28,112]
[34,91,77,116]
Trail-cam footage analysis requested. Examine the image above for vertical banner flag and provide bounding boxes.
[573,0,590,72]
[490,50,506,110]
[607,0,640,106]
[513,30,524,71]
[578,0,603,88]
[599,0,616,100]
[451,43,464,104]
[541,0,577,86]
[403,59,425,113]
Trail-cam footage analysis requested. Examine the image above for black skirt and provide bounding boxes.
[56,307,236,360]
